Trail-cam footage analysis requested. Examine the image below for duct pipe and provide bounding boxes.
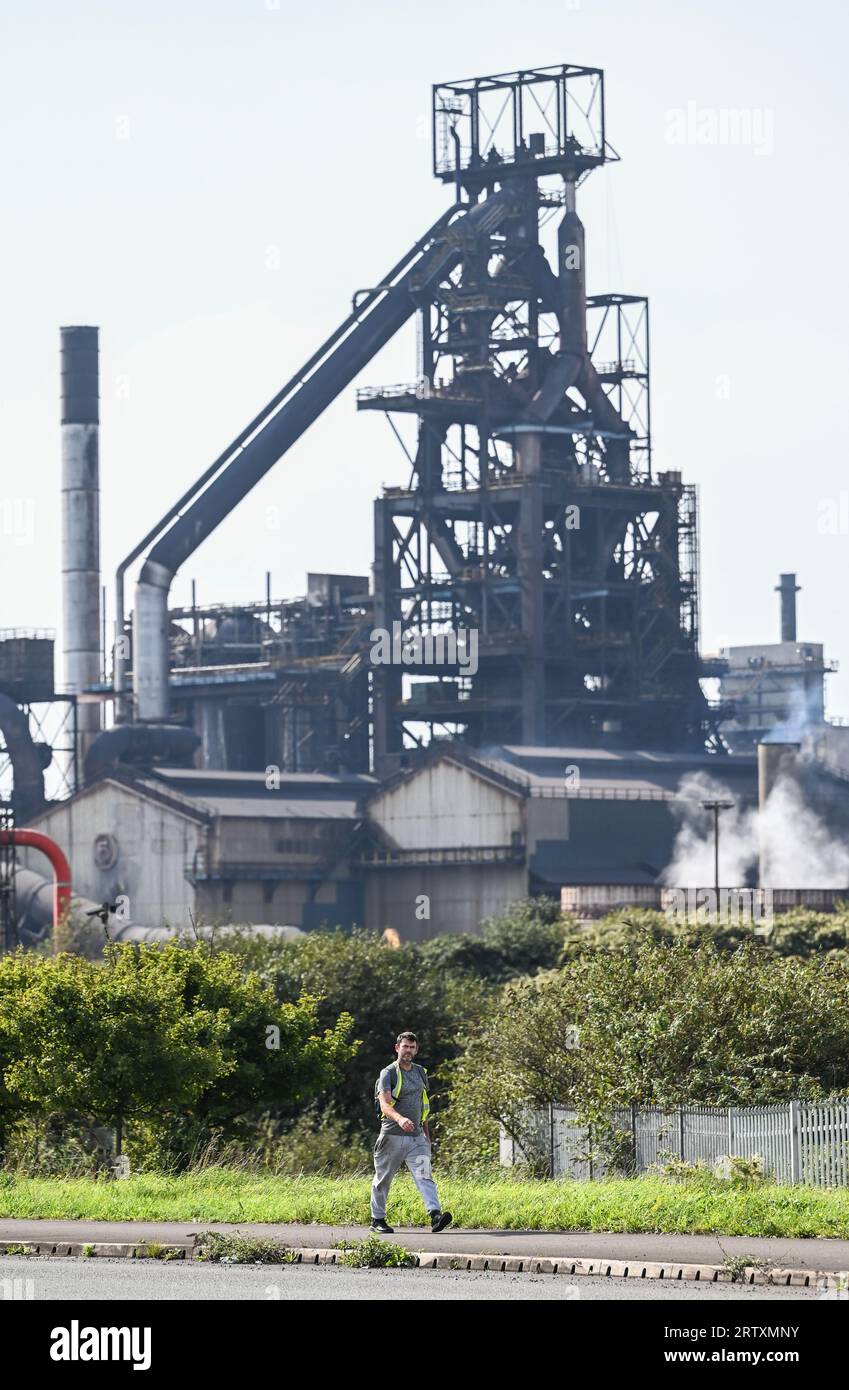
[13,868,98,944]
[776,573,800,643]
[0,692,46,821]
[0,829,72,928]
[133,192,514,720]
[61,326,102,763]
[556,190,630,480]
[84,722,200,783]
[557,182,587,356]
[115,201,464,720]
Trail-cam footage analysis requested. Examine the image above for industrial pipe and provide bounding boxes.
[555,192,631,479]
[132,192,516,720]
[0,829,72,929]
[0,692,46,821]
[757,741,801,887]
[84,722,200,783]
[116,201,464,719]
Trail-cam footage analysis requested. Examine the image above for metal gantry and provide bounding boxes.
[365,64,717,768]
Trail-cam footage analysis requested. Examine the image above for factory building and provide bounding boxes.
[362,744,758,936]
[3,61,849,947]
[717,575,835,753]
[13,743,757,939]
[19,768,373,933]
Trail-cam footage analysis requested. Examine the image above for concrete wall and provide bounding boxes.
[369,760,523,850]
[208,814,351,869]
[24,783,204,928]
[526,796,569,852]
[363,862,528,941]
[531,798,676,879]
[196,876,341,929]
[196,814,360,929]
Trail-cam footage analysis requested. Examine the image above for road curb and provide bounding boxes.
[0,1239,845,1288]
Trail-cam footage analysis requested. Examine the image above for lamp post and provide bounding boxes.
[701,800,734,903]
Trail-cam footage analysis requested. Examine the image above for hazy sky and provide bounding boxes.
[1,0,847,714]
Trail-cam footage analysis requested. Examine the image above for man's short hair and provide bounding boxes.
[396,1031,418,1044]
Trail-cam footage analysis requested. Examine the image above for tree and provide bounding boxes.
[214,928,471,1136]
[441,933,849,1167]
[0,943,357,1163]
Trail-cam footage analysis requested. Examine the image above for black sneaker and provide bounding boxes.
[370,1219,395,1234]
[430,1210,453,1234]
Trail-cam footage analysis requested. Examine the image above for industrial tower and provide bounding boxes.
[363,65,714,770]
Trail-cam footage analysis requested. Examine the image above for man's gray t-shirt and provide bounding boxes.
[378,1063,428,1136]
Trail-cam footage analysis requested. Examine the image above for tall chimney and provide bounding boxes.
[775,572,800,643]
[61,326,102,768]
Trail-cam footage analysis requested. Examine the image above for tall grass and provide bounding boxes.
[1,1170,848,1237]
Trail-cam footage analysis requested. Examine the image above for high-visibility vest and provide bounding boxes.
[379,1062,430,1125]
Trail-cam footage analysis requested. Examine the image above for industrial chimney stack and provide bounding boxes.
[61,325,102,766]
[776,572,800,643]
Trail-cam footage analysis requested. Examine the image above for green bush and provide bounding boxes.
[713,1153,767,1187]
[440,932,849,1168]
[558,907,849,963]
[268,1106,372,1176]
[1,1113,116,1178]
[0,943,357,1169]
[418,899,566,984]
[210,928,475,1138]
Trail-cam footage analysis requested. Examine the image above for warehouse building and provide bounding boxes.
[20,767,374,932]
[361,745,758,937]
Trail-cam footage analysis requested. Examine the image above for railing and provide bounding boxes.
[501,1100,849,1186]
[595,359,638,376]
[357,844,524,868]
[529,785,675,801]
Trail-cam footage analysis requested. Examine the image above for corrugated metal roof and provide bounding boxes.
[479,746,758,798]
[153,766,376,789]
[536,866,661,886]
[497,744,757,768]
[196,796,359,820]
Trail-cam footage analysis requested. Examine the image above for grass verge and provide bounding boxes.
[1,1170,848,1238]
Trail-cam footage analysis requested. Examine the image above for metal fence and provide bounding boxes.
[499,1101,849,1187]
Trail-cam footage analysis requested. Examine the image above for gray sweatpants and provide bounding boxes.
[371,1132,441,1220]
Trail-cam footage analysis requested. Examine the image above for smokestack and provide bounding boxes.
[61,326,102,766]
[757,740,800,885]
[775,572,800,643]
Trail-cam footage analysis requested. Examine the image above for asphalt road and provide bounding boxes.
[0,1256,828,1301]
[2,1220,848,1271]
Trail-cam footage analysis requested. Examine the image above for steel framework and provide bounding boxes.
[365,65,718,767]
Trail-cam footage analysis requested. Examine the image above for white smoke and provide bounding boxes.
[663,773,757,887]
[759,776,849,886]
[760,681,823,747]
[663,771,849,889]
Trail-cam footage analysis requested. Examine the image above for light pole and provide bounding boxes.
[701,800,734,902]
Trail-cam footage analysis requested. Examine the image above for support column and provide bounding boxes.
[371,498,402,769]
[516,430,545,743]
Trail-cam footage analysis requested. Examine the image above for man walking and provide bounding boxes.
[370,1031,453,1235]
